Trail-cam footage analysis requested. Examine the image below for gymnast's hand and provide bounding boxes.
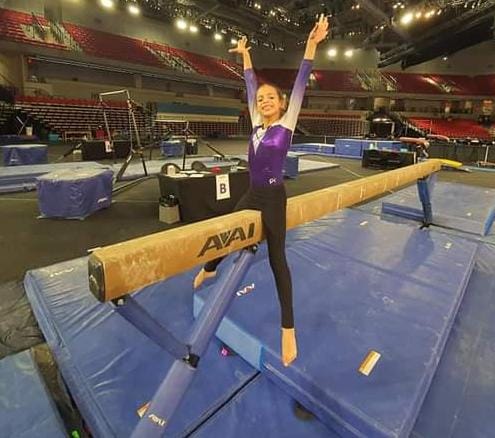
[228,35,251,55]
[307,14,329,46]
[281,327,297,367]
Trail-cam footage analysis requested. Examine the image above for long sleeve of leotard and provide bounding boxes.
[281,59,313,132]
[244,68,261,128]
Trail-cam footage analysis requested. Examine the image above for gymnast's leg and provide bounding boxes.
[193,190,257,288]
[260,185,296,366]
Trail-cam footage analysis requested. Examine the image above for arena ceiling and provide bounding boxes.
[127,0,495,67]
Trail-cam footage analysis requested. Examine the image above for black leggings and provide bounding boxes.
[204,184,294,328]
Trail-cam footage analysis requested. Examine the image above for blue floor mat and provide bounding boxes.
[24,258,257,437]
[355,181,495,237]
[194,209,477,438]
[192,242,495,438]
[192,374,337,438]
[412,243,495,438]
[0,349,66,438]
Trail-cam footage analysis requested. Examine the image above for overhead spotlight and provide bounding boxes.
[176,18,187,30]
[442,56,448,61]
[189,24,198,33]
[380,24,385,30]
[344,49,354,58]
[214,32,223,41]
[415,11,422,19]
[436,9,442,15]
[327,48,337,57]
[230,38,238,45]
[100,0,114,9]
[127,3,140,16]
[400,12,414,25]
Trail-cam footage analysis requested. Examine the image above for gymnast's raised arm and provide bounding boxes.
[283,14,329,132]
[229,36,260,128]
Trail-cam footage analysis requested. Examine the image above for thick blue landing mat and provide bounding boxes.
[0,349,66,438]
[356,181,495,237]
[192,240,495,438]
[412,243,495,438]
[194,209,477,438]
[24,258,257,438]
[192,374,337,438]
[0,162,109,193]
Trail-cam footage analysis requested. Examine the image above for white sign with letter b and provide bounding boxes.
[216,174,231,200]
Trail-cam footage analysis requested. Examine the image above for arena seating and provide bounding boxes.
[383,72,441,94]
[170,48,242,81]
[409,117,491,140]
[63,23,162,68]
[0,6,494,98]
[474,74,495,96]
[0,8,67,50]
[15,95,147,138]
[154,120,239,138]
[143,41,242,81]
[143,41,198,74]
[255,69,301,90]
[312,70,364,92]
[427,74,479,95]
[259,69,365,92]
[298,113,368,137]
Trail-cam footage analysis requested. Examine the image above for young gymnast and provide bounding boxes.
[194,15,329,367]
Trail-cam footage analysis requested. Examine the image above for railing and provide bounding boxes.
[30,12,46,40]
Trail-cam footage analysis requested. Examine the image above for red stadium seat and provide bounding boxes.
[409,117,491,140]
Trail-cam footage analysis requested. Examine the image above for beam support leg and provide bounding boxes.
[131,247,256,438]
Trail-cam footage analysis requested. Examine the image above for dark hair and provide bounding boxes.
[256,82,287,112]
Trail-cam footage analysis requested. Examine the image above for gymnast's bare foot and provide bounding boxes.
[281,327,298,367]
[193,268,216,289]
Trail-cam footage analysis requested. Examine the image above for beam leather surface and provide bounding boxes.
[89,159,443,301]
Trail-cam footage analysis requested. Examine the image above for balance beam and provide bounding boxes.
[89,159,443,301]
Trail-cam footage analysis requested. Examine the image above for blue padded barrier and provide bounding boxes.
[334,138,363,157]
[2,144,48,166]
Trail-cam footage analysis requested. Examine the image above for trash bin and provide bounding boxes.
[159,195,180,224]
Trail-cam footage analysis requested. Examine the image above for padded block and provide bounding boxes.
[36,168,113,219]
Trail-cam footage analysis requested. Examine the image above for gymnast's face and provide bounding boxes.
[256,84,285,121]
